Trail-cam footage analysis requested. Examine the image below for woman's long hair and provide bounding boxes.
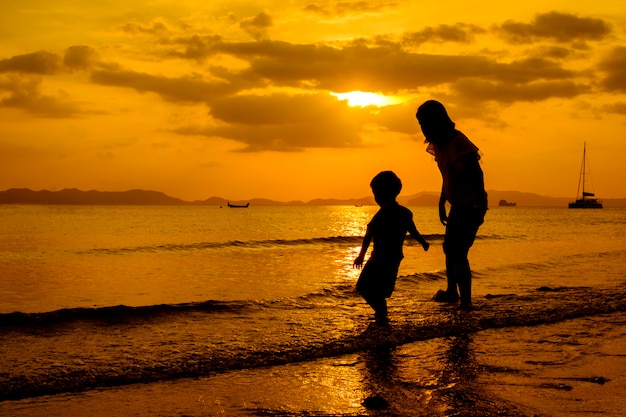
[416,100,456,144]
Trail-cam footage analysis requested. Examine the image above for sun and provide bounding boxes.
[330,91,397,107]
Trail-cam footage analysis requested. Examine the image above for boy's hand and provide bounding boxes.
[353,255,365,269]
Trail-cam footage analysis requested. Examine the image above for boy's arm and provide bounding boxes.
[353,226,372,268]
[408,221,430,252]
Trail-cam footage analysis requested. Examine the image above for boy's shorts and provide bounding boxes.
[356,259,400,299]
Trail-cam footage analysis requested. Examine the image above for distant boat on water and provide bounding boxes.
[569,142,603,209]
[227,202,249,208]
[498,199,516,207]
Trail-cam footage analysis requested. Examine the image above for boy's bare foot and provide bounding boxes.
[433,289,459,303]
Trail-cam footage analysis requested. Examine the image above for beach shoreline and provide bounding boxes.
[2,310,624,417]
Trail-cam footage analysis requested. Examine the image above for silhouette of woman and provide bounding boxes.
[416,100,487,310]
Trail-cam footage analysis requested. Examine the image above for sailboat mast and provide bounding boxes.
[581,141,586,196]
[575,142,584,199]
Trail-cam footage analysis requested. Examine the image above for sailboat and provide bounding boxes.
[568,142,603,209]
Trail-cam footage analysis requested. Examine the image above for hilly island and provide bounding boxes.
[1,188,625,207]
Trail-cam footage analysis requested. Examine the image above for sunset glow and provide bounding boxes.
[1,1,625,202]
[331,91,398,107]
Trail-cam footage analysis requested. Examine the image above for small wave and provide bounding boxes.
[0,273,439,329]
[0,299,259,328]
[77,234,446,255]
[401,271,447,283]
[2,286,625,402]
[0,283,362,328]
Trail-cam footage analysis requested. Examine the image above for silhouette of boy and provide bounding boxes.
[354,171,430,323]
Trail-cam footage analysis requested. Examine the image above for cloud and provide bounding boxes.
[598,46,626,93]
[240,12,273,40]
[0,46,101,75]
[497,11,612,44]
[0,50,61,74]
[402,24,486,46]
[335,1,396,16]
[165,34,224,61]
[602,101,626,115]
[303,1,395,17]
[176,93,372,151]
[118,20,170,36]
[451,78,590,104]
[525,45,573,61]
[303,3,329,16]
[138,31,589,110]
[2,10,613,132]
[229,42,575,92]
[91,69,240,103]
[0,75,84,117]
[64,45,98,71]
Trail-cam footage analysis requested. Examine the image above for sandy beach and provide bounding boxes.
[2,309,624,417]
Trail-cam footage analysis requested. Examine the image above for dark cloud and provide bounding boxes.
[119,20,170,35]
[3,10,616,135]
[229,42,575,92]
[403,24,486,46]
[0,75,83,117]
[147,34,588,110]
[497,11,612,44]
[602,101,626,115]
[526,45,573,60]
[452,78,590,103]
[0,51,61,74]
[176,93,372,151]
[240,12,273,40]
[91,69,240,103]
[64,45,97,71]
[303,3,329,16]
[0,46,104,75]
[335,1,396,15]
[374,102,422,136]
[598,46,626,93]
[303,1,396,17]
[165,34,224,60]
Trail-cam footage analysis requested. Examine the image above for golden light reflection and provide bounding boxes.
[330,91,398,107]
[337,247,364,282]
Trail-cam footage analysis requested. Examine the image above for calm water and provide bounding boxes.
[1,205,625,413]
[1,205,624,313]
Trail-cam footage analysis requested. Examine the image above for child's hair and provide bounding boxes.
[370,171,402,202]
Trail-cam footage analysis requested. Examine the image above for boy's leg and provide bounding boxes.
[364,295,388,322]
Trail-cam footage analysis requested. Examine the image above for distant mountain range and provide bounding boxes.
[1,188,625,207]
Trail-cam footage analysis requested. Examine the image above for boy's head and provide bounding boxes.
[370,171,402,205]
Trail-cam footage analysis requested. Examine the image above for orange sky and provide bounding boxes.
[1,1,625,201]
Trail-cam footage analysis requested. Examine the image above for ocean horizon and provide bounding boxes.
[1,187,626,207]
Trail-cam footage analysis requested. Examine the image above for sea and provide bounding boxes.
[1,204,625,416]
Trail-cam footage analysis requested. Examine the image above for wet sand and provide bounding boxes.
[2,310,624,417]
